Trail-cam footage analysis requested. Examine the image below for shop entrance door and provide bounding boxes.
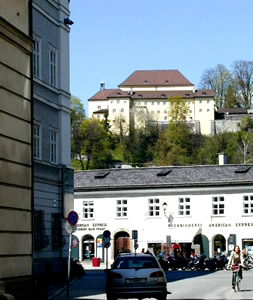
[213,234,226,255]
[82,235,95,260]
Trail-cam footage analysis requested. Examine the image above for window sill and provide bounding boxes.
[242,214,253,217]
[211,215,226,218]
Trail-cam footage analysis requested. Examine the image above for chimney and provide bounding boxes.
[100,80,105,90]
[218,153,227,165]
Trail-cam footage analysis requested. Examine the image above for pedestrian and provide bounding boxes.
[141,248,145,254]
[227,245,245,288]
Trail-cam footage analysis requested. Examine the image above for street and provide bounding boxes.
[54,269,253,300]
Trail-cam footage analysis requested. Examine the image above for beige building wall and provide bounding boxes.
[0,0,32,281]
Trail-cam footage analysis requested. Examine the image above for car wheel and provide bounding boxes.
[157,293,167,300]
[106,293,117,300]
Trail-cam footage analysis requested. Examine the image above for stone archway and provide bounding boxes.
[193,234,209,257]
[114,231,130,258]
[82,234,94,260]
[213,234,226,256]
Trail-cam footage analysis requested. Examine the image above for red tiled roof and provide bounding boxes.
[88,89,120,101]
[195,89,215,97]
[131,90,214,99]
[119,70,194,87]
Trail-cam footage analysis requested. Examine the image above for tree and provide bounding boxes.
[168,96,189,122]
[79,118,111,169]
[70,96,86,169]
[199,64,233,107]
[224,85,239,108]
[232,60,253,108]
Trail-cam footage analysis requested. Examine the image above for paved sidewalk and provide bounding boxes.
[48,260,108,299]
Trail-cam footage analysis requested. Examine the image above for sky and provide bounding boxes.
[69,0,253,115]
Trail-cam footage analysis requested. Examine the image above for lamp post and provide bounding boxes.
[162,202,174,257]
[162,202,174,225]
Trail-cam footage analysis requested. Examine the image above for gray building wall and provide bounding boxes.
[0,0,33,297]
[32,0,72,278]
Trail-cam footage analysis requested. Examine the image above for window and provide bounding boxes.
[113,108,116,113]
[207,109,210,112]
[178,197,191,216]
[97,105,101,109]
[152,102,154,105]
[52,213,66,249]
[163,102,166,105]
[199,100,202,104]
[144,101,147,105]
[157,102,160,105]
[207,100,210,104]
[121,108,124,113]
[164,116,167,120]
[199,109,202,112]
[33,37,41,78]
[148,198,160,216]
[243,195,253,214]
[157,110,160,114]
[49,46,57,86]
[83,200,94,218]
[33,124,41,159]
[50,129,57,164]
[116,199,127,217]
[164,110,167,114]
[117,99,120,103]
[34,210,49,250]
[212,196,225,215]
[151,111,154,115]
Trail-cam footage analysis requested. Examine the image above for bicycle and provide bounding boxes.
[231,263,241,292]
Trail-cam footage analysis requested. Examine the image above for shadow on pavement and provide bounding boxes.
[165,270,216,283]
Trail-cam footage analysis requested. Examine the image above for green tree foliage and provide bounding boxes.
[70,96,86,169]
[168,96,190,122]
[79,118,111,170]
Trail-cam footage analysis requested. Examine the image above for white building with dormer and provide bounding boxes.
[73,159,253,266]
[88,70,215,135]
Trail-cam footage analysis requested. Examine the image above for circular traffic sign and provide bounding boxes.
[103,230,111,238]
[67,211,79,226]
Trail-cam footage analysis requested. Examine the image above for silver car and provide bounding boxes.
[105,253,167,300]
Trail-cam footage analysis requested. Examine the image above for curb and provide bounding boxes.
[48,278,79,300]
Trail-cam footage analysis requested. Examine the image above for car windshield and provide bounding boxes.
[113,256,159,269]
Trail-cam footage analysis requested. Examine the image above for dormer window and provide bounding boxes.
[138,94,142,98]
[165,80,169,83]
[161,94,166,98]
[202,92,207,95]
[185,93,190,97]
[144,80,148,84]
[117,92,121,96]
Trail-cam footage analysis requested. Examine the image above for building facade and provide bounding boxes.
[88,70,215,135]
[32,0,73,279]
[0,0,33,296]
[73,164,253,265]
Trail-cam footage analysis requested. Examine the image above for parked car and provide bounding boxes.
[105,252,167,300]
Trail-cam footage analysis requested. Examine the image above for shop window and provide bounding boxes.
[148,198,160,217]
[243,195,253,214]
[83,200,94,219]
[116,199,128,217]
[212,196,225,215]
[178,197,191,216]
[52,213,66,249]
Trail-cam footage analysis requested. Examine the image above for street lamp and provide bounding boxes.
[162,202,174,225]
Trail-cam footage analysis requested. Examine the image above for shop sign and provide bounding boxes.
[77,223,107,231]
[168,223,202,228]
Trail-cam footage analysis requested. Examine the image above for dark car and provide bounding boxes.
[105,253,167,300]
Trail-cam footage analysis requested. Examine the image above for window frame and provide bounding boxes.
[33,123,42,160]
[83,200,94,219]
[50,128,58,164]
[116,199,128,218]
[49,45,57,87]
[243,195,253,215]
[148,198,160,217]
[32,35,41,78]
[178,197,191,216]
[212,196,225,216]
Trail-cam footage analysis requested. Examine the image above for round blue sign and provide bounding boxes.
[67,211,79,226]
